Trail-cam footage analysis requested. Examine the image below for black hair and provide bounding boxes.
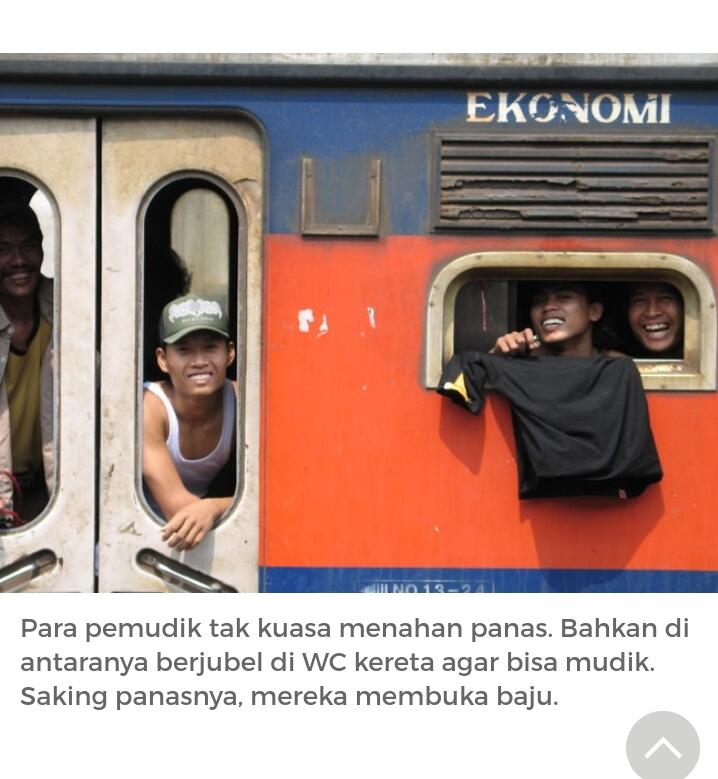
[0,201,43,243]
[525,280,605,303]
[143,246,193,381]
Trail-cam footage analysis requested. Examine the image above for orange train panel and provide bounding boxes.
[261,234,718,572]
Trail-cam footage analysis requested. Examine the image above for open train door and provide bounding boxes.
[98,118,263,592]
[0,118,96,592]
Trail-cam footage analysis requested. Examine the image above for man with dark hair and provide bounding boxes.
[0,201,53,524]
[143,294,237,551]
[626,282,683,357]
[438,280,661,499]
[490,281,621,358]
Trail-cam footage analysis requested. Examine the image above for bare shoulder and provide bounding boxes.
[230,380,238,397]
[143,384,170,438]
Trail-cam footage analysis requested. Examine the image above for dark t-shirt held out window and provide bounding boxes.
[438,353,662,499]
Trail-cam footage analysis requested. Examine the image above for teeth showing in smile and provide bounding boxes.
[642,322,672,340]
[542,318,565,328]
[644,323,669,332]
[7,271,33,282]
[189,373,211,382]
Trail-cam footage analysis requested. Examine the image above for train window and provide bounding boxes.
[141,176,241,531]
[425,252,716,391]
[455,280,685,358]
[0,176,58,530]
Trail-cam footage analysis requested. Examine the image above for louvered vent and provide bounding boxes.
[435,135,713,232]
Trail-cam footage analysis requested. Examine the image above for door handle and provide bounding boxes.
[136,549,237,593]
[0,549,57,592]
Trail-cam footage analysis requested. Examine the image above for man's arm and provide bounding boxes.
[143,390,228,550]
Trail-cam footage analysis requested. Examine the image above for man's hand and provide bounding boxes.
[160,498,223,551]
[489,328,540,357]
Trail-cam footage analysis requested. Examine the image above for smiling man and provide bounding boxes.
[438,280,662,499]
[627,282,683,357]
[490,282,619,358]
[0,201,53,524]
[143,294,237,550]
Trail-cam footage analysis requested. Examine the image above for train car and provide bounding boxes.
[0,53,716,593]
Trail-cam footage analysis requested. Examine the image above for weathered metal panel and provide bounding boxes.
[0,117,96,592]
[98,118,262,593]
[301,156,381,236]
[435,135,714,232]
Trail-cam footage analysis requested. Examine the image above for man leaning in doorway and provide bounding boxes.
[0,201,53,525]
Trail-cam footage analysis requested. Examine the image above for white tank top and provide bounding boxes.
[144,380,235,498]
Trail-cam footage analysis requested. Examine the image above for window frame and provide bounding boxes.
[0,171,60,532]
[137,169,248,522]
[425,251,716,391]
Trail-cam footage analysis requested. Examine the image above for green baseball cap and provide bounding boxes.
[159,294,230,344]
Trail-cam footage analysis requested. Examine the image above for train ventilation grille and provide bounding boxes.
[434,135,713,232]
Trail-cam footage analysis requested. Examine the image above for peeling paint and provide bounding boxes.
[298,308,314,332]
[317,314,329,337]
[119,522,141,537]
[367,306,376,328]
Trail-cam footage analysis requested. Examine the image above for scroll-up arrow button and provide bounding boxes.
[626,711,699,778]
[645,737,682,760]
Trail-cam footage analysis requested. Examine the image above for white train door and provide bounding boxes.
[0,118,96,592]
[98,118,262,592]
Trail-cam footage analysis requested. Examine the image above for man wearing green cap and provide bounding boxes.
[143,294,237,550]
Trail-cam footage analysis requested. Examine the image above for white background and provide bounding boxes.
[0,2,714,52]
[0,594,714,778]
[0,17,714,779]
